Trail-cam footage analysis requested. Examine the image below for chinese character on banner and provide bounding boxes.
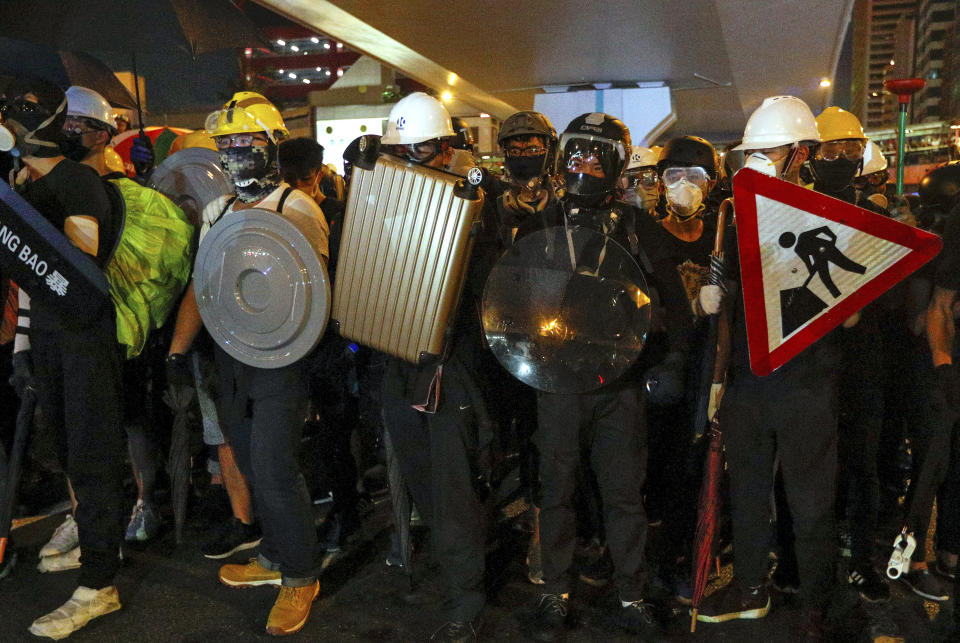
[45,270,69,296]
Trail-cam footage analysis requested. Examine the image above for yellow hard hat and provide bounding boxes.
[650,145,664,161]
[104,146,125,173]
[816,106,866,142]
[205,91,288,142]
[178,129,218,152]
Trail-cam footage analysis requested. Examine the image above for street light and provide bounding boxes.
[819,78,832,88]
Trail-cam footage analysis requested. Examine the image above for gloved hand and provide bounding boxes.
[165,353,192,389]
[9,350,34,397]
[707,382,724,420]
[936,363,960,410]
[698,284,723,316]
[643,352,684,406]
[130,134,155,178]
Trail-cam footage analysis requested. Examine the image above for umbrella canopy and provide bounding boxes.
[0,0,266,56]
[0,38,137,109]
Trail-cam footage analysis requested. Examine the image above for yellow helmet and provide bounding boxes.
[205,91,288,142]
[177,129,218,152]
[103,146,125,174]
[816,106,865,142]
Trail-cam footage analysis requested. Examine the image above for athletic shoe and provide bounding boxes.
[899,568,951,601]
[39,515,78,558]
[771,564,800,595]
[617,598,661,637]
[201,518,262,560]
[265,581,319,636]
[578,548,613,587]
[124,500,161,543]
[848,563,890,602]
[695,581,770,623]
[219,557,282,588]
[430,620,478,642]
[28,585,121,640]
[528,593,568,641]
[37,547,81,574]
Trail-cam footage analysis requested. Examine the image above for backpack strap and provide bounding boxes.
[276,186,294,214]
[220,195,238,217]
[102,179,127,267]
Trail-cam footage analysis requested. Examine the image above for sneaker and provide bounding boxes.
[201,518,262,560]
[695,581,770,623]
[578,548,613,587]
[430,620,478,642]
[848,563,890,602]
[39,515,79,558]
[219,557,282,588]
[899,568,950,601]
[528,593,568,641]
[265,581,319,636]
[37,547,82,573]
[28,585,121,640]
[124,501,161,543]
[771,562,800,594]
[617,599,661,637]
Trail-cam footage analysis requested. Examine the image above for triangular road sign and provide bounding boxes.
[733,168,941,376]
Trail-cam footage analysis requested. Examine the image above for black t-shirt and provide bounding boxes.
[661,211,718,310]
[935,202,960,291]
[21,159,119,268]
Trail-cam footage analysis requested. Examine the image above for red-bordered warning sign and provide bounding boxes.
[734,168,941,376]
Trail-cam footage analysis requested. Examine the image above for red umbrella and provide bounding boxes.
[690,420,724,631]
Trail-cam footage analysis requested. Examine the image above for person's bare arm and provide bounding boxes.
[63,215,99,256]
[928,286,957,367]
[168,281,202,356]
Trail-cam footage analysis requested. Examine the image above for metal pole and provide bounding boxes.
[896,102,907,195]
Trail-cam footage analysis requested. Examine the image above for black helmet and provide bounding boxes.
[918,164,960,211]
[449,117,474,151]
[498,110,556,146]
[0,76,67,158]
[657,135,719,178]
[559,112,631,197]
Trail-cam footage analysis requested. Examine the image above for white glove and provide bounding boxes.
[699,284,723,316]
[708,382,724,420]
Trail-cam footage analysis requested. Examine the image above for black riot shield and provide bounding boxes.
[0,179,110,323]
[482,226,652,394]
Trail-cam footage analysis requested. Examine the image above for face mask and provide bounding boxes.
[59,132,90,162]
[505,154,546,182]
[220,145,280,203]
[745,152,786,178]
[665,178,704,218]
[810,158,859,194]
[631,185,659,211]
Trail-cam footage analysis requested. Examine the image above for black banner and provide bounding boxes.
[0,179,109,323]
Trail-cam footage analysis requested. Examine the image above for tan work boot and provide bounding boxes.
[265,581,320,636]
[219,557,281,588]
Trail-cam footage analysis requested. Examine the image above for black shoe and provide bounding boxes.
[899,568,951,601]
[695,581,770,623]
[430,620,477,642]
[578,548,613,587]
[848,563,890,602]
[617,598,661,637]
[201,518,262,559]
[529,593,568,641]
[771,564,800,595]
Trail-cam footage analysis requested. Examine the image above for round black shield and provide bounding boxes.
[482,226,652,393]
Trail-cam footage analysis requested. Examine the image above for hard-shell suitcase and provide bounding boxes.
[331,152,484,364]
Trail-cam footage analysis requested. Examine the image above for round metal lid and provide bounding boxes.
[482,225,651,393]
[149,147,234,226]
[194,207,330,368]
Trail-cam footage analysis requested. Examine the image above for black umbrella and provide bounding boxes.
[163,382,194,545]
[382,428,413,584]
[0,38,137,109]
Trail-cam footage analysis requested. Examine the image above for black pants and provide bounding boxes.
[536,386,648,601]
[381,357,487,623]
[32,313,125,590]
[214,348,319,583]
[722,374,837,610]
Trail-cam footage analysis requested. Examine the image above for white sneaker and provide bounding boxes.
[28,585,121,640]
[37,547,81,573]
[39,515,79,559]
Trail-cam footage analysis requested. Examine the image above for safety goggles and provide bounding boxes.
[214,133,270,149]
[624,168,659,189]
[852,170,889,190]
[661,166,711,188]
[390,140,441,163]
[63,116,108,136]
[818,139,865,162]
[505,145,547,158]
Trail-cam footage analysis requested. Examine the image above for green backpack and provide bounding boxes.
[104,177,194,358]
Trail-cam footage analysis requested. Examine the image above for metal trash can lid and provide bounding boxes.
[149,148,234,226]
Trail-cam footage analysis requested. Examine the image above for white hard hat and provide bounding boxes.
[381,92,454,145]
[65,86,116,131]
[859,140,889,176]
[734,95,819,150]
[626,145,659,171]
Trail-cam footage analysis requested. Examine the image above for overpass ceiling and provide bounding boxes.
[258,0,852,142]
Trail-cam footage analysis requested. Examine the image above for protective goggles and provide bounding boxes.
[63,116,109,136]
[661,165,711,188]
[204,107,277,144]
[852,170,888,189]
[624,168,659,189]
[214,133,270,149]
[389,140,442,163]
[818,139,865,162]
